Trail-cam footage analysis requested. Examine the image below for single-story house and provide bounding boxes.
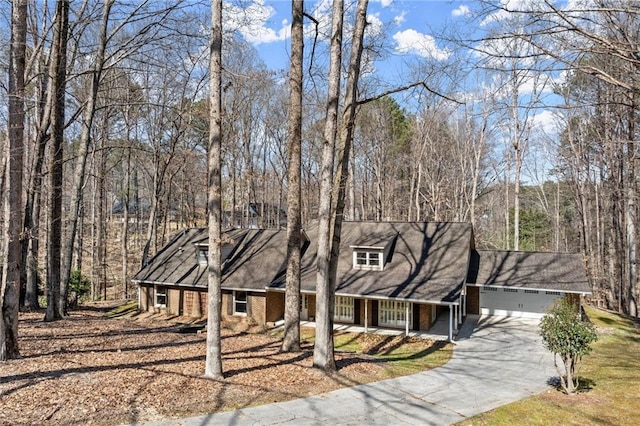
[132,221,591,341]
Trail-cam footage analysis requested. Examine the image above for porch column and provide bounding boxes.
[462,288,467,318]
[454,303,458,330]
[448,305,453,342]
[364,299,368,333]
[405,303,409,336]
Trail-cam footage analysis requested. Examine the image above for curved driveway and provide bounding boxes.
[146,316,556,426]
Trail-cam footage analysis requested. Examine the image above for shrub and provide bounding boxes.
[68,269,91,306]
[540,298,598,394]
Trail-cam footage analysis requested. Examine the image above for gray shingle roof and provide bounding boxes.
[132,221,474,304]
[467,250,591,294]
[131,228,288,292]
[273,221,474,304]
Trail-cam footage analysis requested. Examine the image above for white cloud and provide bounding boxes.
[452,5,470,17]
[372,0,394,7]
[531,109,559,135]
[225,0,290,45]
[393,11,406,25]
[392,29,450,61]
[367,13,384,38]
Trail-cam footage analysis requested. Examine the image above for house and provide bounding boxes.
[132,221,591,341]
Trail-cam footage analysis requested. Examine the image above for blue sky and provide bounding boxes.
[228,0,471,72]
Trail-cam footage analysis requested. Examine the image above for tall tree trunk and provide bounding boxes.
[1,0,27,360]
[60,0,113,313]
[44,0,69,322]
[313,0,344,372]
[282,0,304,353]
[625,99,637,317]
[122,144,131,299]
[204,0,223,380]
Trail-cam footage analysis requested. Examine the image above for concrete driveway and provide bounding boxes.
[144,316,556,426]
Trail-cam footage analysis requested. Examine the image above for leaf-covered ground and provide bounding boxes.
[1,303,449,426]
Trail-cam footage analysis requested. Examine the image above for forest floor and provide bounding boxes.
[1,302,451,426]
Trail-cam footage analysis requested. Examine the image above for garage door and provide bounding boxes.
[479,287,563,318]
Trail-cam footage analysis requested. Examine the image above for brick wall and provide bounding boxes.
[266,291,285,323]
[418,304,433,331]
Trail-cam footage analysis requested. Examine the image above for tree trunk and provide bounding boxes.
[281,0,304,353]
[314,0,344,371]
[44,0,69,322]
[60,0,113,313]
[1,1,27,361]
[204,0,223,380]
[122,144,131,299]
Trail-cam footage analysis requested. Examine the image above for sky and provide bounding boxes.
[228,0,470,74]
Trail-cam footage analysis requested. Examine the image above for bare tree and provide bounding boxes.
[1,0,27,360]
[314,0,369,371]
[282,0,304,353]
[204,0,224,380]
[313,0,344,372]
[44,0,69,322]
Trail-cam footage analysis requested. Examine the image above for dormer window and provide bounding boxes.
[349,231,397,271]
[197,247,208,265]
[353,250,383,270]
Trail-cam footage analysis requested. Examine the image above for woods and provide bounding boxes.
[1,0,638,366]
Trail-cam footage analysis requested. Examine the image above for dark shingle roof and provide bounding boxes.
[271,221,474,304]
[467,250,591,294]
[133,221,474,304]
[131,228,288,292]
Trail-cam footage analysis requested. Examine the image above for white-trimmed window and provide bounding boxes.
[233,291,247,315]
[334,296,354,323]
[353,251,383,270]
[379,300,412,328]
[155,286,167,308]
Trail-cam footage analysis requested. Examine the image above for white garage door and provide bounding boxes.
[479,287,563,319]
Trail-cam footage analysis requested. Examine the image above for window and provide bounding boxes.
[484,287,498,292]
[524,290,539,294]
[334,296,354,323]
[197,248,208,266]
[379,300,412,328]
[545,291,562,296]
[233,291,247,315]
[503,288,518,293]
[155,287,167,307]
[353,251,383,270]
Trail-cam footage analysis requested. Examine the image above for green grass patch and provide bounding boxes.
[458,306,640,426]
[294,328,452,376]
[105,300,139,318]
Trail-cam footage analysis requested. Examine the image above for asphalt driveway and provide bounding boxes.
[144,315,556,425]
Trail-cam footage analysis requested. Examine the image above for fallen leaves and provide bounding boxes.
[1,304,436,425]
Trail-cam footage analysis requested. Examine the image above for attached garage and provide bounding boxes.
[479,287,563,318]
[467,250,591,318]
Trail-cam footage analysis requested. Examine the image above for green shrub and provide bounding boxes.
[540,298,598,394]
[68,269,91,305]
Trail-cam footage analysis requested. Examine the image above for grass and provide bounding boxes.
[459,306,640,426]
[298,328,453,377]
[105,300,139,318]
